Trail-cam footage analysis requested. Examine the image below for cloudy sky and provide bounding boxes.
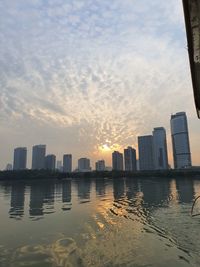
[0,0,200,169]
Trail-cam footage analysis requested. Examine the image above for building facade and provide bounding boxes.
[63,154,72,172]
[170,112,192,169]
[95,160,105,171]
[78,158,91,172]
[45,154,56,170]
[13,147,27,170]
[112,151,123,171]
[153,127,169,170]
[32,145,46,170]
[138,135,154,171]
[124,146,137,171]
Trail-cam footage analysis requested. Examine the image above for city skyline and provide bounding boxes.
[0,0,200,170]
[5,112,195,171]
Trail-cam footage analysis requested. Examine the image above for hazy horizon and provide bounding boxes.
[1,0,200,170]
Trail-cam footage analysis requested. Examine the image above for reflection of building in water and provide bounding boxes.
[62,180,72,211]
[113,178,125,200]
[141,179,170,206]
[9,182,25,219]
[75,178,91,200]
[29,182,55,217]
[95,178,106,196]
[176,178,194,203]
[126,179,140,200]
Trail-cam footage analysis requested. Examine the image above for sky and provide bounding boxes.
[0,0,200,170]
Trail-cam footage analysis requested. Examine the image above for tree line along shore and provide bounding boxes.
[0,169,200,181]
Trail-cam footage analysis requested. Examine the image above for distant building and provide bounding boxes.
[5,163,12,171]
[13,147,27,170]
[32,145,46,170]
[138,136,154,171]
[153,127,169,170]
[112,151,123,171]
[124,146,137,171]
[170,112,192,169]
[63,154,72,172]
[45,154,56,170]
[78,158,91,172]
[95,160,105,171]
[56,160,63,172]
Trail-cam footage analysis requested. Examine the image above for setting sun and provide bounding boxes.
[99,144,111,152]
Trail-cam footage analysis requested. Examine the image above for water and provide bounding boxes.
[0,177,200,267]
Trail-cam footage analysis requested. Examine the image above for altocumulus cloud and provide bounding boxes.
[0,0,199,168]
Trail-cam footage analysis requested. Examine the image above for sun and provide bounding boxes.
[99,144,111,153]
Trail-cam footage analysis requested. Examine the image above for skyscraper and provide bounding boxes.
[32,145,46,170]
[112,151,123,171]
[153,127,169,170]
[78,158,91,172]
[95,160,105,171]
[138,135,154,171]
[170,112,192,169]
[124,146,137,171]
[45,154,56,170]
[63,154,72,173]
[13,147,27,170]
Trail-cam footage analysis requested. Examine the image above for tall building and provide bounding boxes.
[153,127,169,170]
[170,112,192,169]
[95,160,105,171]
[124,146,137,171]
[13,147,27,170]
[112,151,123,171]
[78,158,91,172]
[32,145,46,170]
[63,154,72,173]
[45,154,56,170]
[138,135,154,171]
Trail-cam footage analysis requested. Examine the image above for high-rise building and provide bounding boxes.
[32,145,46,170]
[45,154,56,170]
[138,135,154,171]
[95,160,105,171]
[170,112,192,169]
[63,154,72,173]
[112,151,123,171]
[153,127,169,170]
[13,147,27,170]
[124,146,137,171]
[78,158,91,172]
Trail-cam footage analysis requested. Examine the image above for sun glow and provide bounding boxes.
[98,142,122,154]
[99,144,111,152]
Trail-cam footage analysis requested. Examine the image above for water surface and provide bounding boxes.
[0,177,200,267]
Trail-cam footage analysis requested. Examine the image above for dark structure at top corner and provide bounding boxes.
[182,0,200,118]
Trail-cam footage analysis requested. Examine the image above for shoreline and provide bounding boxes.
[0,169,200,181]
